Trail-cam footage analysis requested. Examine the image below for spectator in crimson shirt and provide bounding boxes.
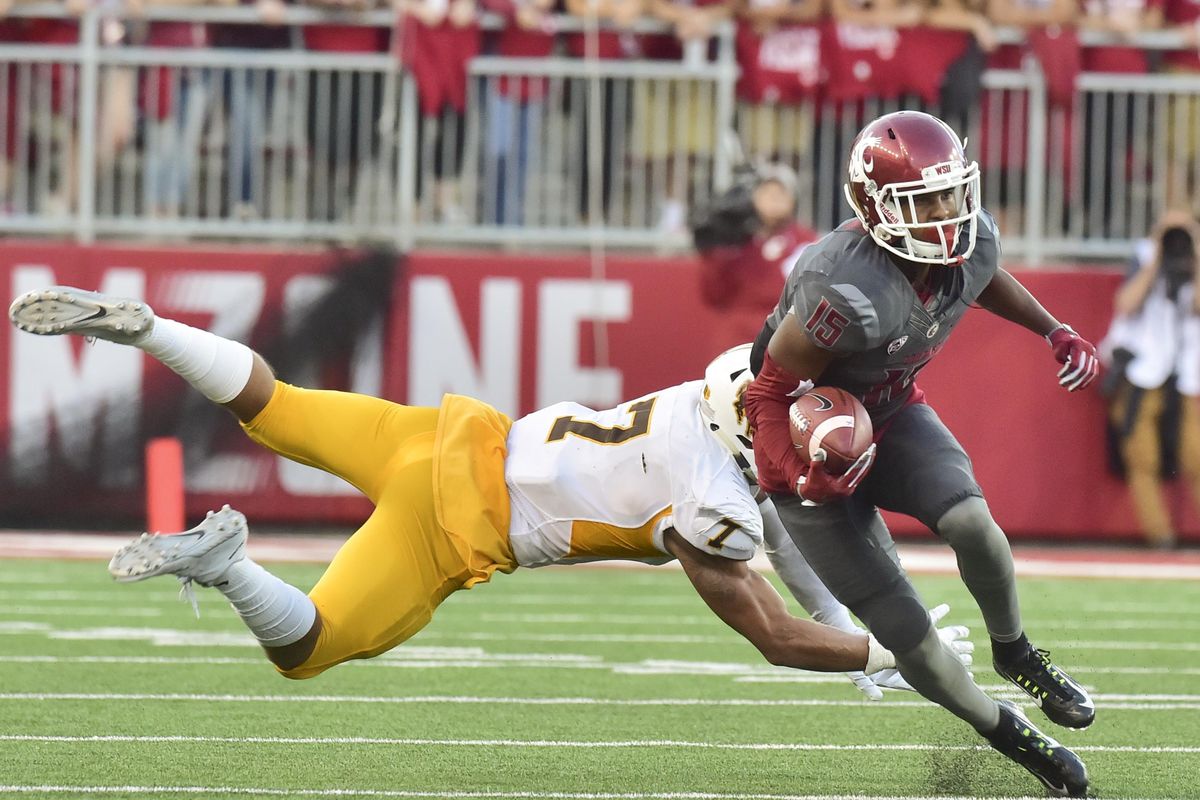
[398,0,479,223]
[986,0,1078,77]
[732,0,824,182]
[691,164,818,353]
[735,0,823,82]
[913,0,996,130]
[980,0,1077,235]
[1079,0,1162,73]
[825,0,923,103]
[303,0,390,223]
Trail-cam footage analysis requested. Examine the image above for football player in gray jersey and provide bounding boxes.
[742,111,1097,798]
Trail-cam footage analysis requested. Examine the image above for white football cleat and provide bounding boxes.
[109,505,247,588]
[9,285,154,345]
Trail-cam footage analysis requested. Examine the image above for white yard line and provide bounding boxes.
[0,654,1152,690]
[472,613,1200,631]
[0,606,164,617]
[0,734,1197,754]
[2,652,1196,686]
[0,692,1198,711]
[412,631,1200,649]
[0,787,1154,800]
[3,533,1200,580]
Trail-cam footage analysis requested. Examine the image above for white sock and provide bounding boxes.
[136,318,255,405]
[215,559,316,648]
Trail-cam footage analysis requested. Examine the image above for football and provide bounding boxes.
[788,387,874,475]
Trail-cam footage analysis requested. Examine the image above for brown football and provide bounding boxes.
[788,387,874,475]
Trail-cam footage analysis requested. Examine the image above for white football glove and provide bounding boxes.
[854,603,974,699]
[930,602,974,669]
[846,669,885,701]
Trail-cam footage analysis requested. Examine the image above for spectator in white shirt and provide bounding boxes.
[1100,210,1200,548]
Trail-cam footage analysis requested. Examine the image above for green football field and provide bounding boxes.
[0,555,1197,799]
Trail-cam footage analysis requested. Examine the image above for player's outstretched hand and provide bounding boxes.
[931,602,974,668]
[846,670,885,701]
[1047,324,1099,392]
[797,445,876,506]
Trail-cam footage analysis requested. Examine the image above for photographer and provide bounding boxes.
[1100,210,1200,548]
[690,163,817,353]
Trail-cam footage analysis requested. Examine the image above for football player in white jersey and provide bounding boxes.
[9,286,971,687]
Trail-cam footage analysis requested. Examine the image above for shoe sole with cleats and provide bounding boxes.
[109,505,247,586]
[10,286,154,345]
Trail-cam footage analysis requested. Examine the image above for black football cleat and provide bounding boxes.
[985,700,1089,798]
[995,644,1095,729]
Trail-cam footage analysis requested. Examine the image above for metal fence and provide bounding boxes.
[1,4,1199,262]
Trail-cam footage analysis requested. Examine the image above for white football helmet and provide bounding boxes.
[700,343,757,482]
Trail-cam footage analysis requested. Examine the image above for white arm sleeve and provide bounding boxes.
[760,498,859,633]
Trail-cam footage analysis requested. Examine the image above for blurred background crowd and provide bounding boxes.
[2,0,1200,253]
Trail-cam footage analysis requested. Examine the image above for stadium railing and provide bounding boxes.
[0,2,1195,262]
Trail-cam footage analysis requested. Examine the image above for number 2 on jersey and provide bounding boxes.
[548,397,657,444]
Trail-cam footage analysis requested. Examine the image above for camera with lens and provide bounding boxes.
[688,165,763,252]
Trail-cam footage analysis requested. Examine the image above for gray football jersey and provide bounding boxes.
[761,210,1001,423]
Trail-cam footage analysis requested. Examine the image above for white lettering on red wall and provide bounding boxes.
[10,265,146,488]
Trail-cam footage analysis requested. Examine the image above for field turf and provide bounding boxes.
[0,555,1197,799]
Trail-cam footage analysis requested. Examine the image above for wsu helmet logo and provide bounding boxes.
[850,134,881,181]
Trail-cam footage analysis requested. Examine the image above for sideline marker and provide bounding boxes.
[146,437,185,534]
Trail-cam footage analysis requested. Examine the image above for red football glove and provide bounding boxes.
[796,445,877,506]
[1046,324,1099,392]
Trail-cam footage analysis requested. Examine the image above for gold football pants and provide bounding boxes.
[1110,384,1200,547]
[241,381,476,679]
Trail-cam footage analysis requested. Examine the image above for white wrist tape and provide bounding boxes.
[864,633,896,674]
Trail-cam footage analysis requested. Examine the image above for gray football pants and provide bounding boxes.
[771,402,1019,731]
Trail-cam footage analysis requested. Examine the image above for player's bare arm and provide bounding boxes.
[661,529,874,672]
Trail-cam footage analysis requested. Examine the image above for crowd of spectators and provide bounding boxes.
[2,0,1200,225]
[1,0,1192,105]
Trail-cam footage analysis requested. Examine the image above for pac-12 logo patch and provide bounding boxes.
[887,335,909,354]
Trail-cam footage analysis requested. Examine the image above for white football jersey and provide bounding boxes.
[504,381,763,567]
